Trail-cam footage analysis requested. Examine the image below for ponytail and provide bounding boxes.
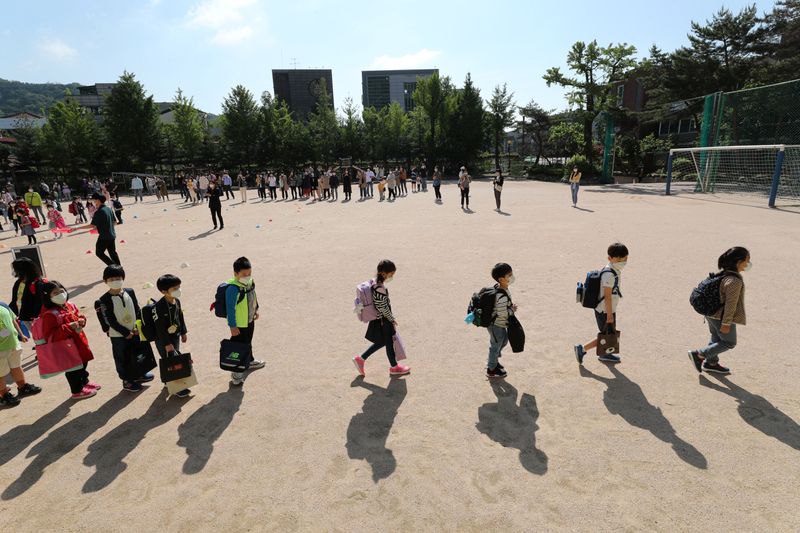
[717,246,749,272]
[375,259,396,284]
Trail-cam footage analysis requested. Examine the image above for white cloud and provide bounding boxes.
[371,49,441,70]
[186,0,258,45]
[38,38,77,60]
[211,25,253,44]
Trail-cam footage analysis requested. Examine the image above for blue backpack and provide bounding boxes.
[211,282,254,318]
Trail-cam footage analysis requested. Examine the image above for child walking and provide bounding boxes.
[486,263,517,378]
[688,247,750,375]
[46,203,68,239]
[152,274,191,398]
[352,260,411,377]
[18,208,37,245]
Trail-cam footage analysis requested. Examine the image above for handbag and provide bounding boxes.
[507,315,525,353]
[36,338,84,379]
[596,325,621,356]
[393,334,406,361]
[219,339,252,372]
[123,339,157,379]
[166,368,198,396]
[159,351,193,383]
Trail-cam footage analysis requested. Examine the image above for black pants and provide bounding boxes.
[224,185,233,199]
[96,238,121,265]
[331,186,338,200]
[461,187,470,208]
[27,234,37,245]
[494,190,502,209]
[360,188,366,199]
[269,187,277,199]
[211,206,223,228]
[65,363,89,394]
[291,186,297,199]
[389,188,396,200]
[434,185,441,200]
[362,319,397,367]
[258,187,266,199]
[115,210,123,224]
[281,188,288,199]
[231,321,255,345]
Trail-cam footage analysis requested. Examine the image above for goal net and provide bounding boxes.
[666,145,800,207]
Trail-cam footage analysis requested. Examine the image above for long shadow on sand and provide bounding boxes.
[0,400,71,467]
[476,380,548,475]
[346,376,407,482]
[2,392,142,500]
[700,375,800,451]
[580,365,707,469]
[177,385,244,474]
[82,389,185,492]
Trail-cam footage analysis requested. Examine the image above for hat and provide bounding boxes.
[91,193,106,202]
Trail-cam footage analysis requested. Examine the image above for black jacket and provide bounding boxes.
[94,289,141,337]
[10,278,45,321]
[153,297,187,343]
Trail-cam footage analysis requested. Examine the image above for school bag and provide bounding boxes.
[139,299,159,341]
[576,268,620,309]
[29,216,40,229]
[466,287,508,328]
[68,203,77,215]
[354,280,379,323]
[689,272,728,316]
[210,282,253,318]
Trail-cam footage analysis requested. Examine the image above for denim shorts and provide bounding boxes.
[594,311,616,332]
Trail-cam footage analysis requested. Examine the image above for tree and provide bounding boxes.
[38,95,99,176]
[519,100,551,165]
[544,40,637,165]
[548,121,584,157]
[221,85,259,168]
[307,87,338,164]
[752,1,800,84]
[383,102,409,162]
[339,97,363,161]
[445,73,484,167]
[413,72,453,164]
[103,71,160,171]
[486,84,515,170]
[362,106,386,163]
[167,88,204,167]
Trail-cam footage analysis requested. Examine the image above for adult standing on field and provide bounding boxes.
[82,193,121,266]
[24,187,45,224]
[131,175,144,203]
[493,168,504,212]
[569,166,582,208]
[458,166,471,210]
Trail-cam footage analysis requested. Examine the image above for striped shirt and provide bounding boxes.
[494,287,513,328]
[371,284,395,323]
[710,273,746,326]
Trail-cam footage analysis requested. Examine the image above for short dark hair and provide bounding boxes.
[91,193,106,202]
[103,264,125,281]
[233,256,251,273]
[376,259,397,283]
[718,246,750,271]
[156,274,181,292]
[12,257,41,282]
[41,280,67,309]
[491,262,513,281]
[608,242,629,259]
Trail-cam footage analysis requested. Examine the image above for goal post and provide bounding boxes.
[665,144,799,207]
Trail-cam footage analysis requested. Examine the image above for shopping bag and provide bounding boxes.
[507,315,526,353]
[123,339,157,379]
[159,351,193,382]
[166,368,198,396]
[36,338,84,379]
[219,339,252,372]
[393,334,406,361]
[596,326,621,356]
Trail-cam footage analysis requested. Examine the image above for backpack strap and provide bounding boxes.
[597,267,621,304]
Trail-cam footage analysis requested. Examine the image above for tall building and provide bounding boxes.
[362,69,438,112]
[272,69,334,120]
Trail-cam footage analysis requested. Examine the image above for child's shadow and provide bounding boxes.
[346,376,408,482]
[476,380,548,475]
[699,375,800,451]
[580,365,707,469]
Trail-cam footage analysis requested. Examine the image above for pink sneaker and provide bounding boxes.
[389,364,410,376]
[86,381,102,390]
[353,356,366,376]
[70,386,97,400]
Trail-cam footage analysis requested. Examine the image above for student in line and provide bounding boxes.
[568,165,582,208]
[225,257,266,386]
[458,167,471,210]
[95,264,154,392]
[342,168,352,201]
[486,263,517,378]
[688,247,750,375]
[493,168,504,212]
[256,174,266,201]
[206,180,224,230]
[0,303,41,408]
[238,172,248,203]
[574,243,629,365]
[352,260,411,377]
[387,170,397,201]
[39,281,100,400]
[268,172,278,200]
[433,166,443,202]
[330,170,339,201]
[152,274,190,398]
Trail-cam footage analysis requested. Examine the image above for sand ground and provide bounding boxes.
[1,181,799,532]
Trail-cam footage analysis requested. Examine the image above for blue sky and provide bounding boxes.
[4,0,777,116]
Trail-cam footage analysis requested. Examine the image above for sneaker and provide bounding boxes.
[702,362,731,375]
[17,383,42,397]
[598,354,621,363]
[688,350,704,373]
[389,364,411,376]
[496,362,505,371]
[71,387,97,400]
[174,388,191,398]
[135,372,155,383]
[122,381,143,393]
[486,366,508,379]
[248,359,266,370]
[0,391,21,407]
[230,376,244,386]
[85,381,102,390]
[352,356,366,376]
[574,344,586,365]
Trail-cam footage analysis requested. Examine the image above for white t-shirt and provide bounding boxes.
[199,176,209,189]
[595,265,622,313]
[366,171,375,183]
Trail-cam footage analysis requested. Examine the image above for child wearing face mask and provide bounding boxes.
[226,256,266,386]
[688,247,751,375]
[95,264,154,392]
[574,242,629,365]
[39,281,99,400]
[486,263,517,378]
[153,274,190,397]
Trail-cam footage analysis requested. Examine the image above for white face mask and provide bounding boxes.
[508,275,515,285]
[744,261,752,272]
[51,292,68,305]
[170,288,182,299]
[612,261,627,271]
[239,276,252,285]
[107,280,124,290]
[383,276,393,283]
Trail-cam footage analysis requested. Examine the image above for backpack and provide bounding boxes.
[211,282,252,318]
[689,272,728,316]
[354,280,379,323]
[68,203,77,215]
[576,267,619,309]
[139,299,159,341]
[94,298,111,334]
[466,286,508,328]
[29,216,40,229]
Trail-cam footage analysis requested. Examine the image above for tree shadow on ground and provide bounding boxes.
[346,376,407,482]
[65,279,105,300]
[82,388,184,492]
[0,400,71,467]
[476,380,548,475]
[177,385,244,474]
[2,391,142,500]
[580,365,707,469]
[699,375,800,451]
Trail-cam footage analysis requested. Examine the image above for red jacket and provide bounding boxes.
[39,303,94,363]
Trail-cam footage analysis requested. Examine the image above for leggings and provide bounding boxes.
[269,186,277,199]
[290,186,297,199]
[211,206,223,228]
[27,234,37,245]
[460,187,470,207]
[434,185,441,200]
[281,188,288,199]
[361,337,397,367]
[65,363,89,394]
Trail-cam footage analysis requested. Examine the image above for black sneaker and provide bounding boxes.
[574,344,586,365]
[0,391,20,407]
[122,381,143,393]
[598,354,621,363]
[135,372,155,383]
[486,366,508,379]
[688,350,704,373]
[175,388,191,398]
[17,383,42,397]
[496,362,505,371]
[702,362,731,375]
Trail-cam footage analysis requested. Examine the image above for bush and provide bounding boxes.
[562,155,595,180]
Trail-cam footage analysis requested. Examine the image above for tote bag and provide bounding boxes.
[36,338,84,379]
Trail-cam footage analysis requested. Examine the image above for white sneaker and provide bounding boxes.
[248,359,266,370]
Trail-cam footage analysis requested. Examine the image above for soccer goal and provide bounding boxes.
[665,144,800,207]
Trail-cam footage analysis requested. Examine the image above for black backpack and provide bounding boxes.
[577,268,620,309]
[139,299,159,341]
[211,282,252,318]
[467,286,508,328]
[690,272,728,316]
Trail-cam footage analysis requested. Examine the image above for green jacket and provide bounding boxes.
[226,278,257,328]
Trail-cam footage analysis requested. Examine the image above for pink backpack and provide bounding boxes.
[354,279,378,323]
